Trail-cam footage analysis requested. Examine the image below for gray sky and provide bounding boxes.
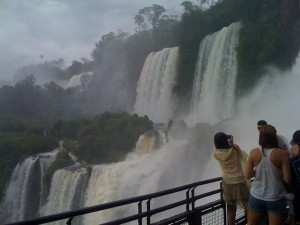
[0,0,186,80]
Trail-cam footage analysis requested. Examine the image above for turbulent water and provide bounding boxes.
[1,20,300,224]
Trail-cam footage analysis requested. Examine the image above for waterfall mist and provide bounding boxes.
[222,55,300,152]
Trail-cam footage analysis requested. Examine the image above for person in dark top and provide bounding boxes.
[288,130,300,225]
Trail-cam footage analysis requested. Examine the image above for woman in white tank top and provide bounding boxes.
[246,124,291,225]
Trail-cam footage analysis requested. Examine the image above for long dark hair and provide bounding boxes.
[259,124,279,156]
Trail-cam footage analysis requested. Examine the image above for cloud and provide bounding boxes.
[0,0,185,81]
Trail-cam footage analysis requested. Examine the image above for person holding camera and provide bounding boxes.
[213,132,250,225]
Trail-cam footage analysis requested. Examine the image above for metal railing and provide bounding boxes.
[5,177,246,225]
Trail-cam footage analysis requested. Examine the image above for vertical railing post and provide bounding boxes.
[188,208,202,225]
[66,217,73,225]
[186,189,190,211]
[146,199,151,225]
[191,187,196,210]
[138,201,143,225]
[220,181,227,225]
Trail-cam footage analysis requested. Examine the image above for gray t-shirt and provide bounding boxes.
[277,134,289,152]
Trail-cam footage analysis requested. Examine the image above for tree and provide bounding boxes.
[66,60,83,77]
[181,1,199,13]
[134,14,146,32]
[91,31,128,63]
[13,75,46,117]
[138,4,166,29]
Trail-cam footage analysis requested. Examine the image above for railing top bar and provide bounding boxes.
[100,189,222,225]
[5,177,222,225]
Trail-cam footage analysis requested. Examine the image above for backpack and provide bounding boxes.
[289,148,300,194]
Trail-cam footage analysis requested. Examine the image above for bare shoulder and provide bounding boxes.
[272,148,289,162]
[273,148,288,157]
[271,148,288,168]
[249,147,261,164]
[249,147,260,156]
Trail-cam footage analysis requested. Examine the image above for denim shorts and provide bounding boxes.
[248,194,287,215]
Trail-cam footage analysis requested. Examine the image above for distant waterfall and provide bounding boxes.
[1,151,58,222]
[65,72,93,89]
[135,130,167,155]
[189,22,241,125]
[134,47,179,123]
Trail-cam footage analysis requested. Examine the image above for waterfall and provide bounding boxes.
[65,71,93,89]
[1,151,58,222]
[39,166,89,225]
[189,22,241,125]
[134,47,179,123]
[135,130,167,155]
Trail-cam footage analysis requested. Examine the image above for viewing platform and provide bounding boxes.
[5,177,246,225]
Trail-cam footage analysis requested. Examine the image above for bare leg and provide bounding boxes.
[268,212,287,225]
[247,208,265,225]
[227,205,237,225]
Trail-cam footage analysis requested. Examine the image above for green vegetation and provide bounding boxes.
[64,112,153,164]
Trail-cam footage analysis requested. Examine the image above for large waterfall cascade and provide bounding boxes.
[188,22,241,125]
[134,47,179,123]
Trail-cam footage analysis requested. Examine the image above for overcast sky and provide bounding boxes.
[0,0,187,81]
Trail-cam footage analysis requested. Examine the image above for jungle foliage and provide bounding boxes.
[61,112,153,164]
